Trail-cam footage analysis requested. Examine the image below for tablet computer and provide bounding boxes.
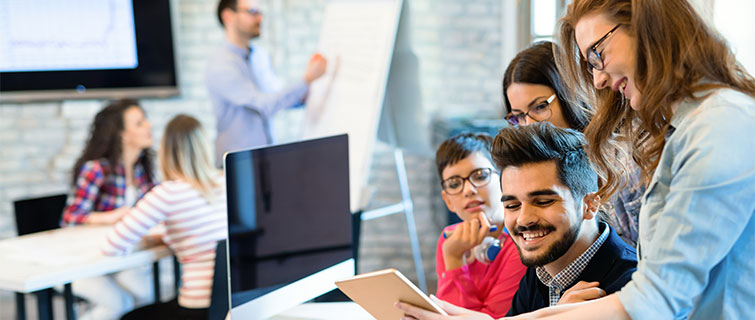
[335,268,448,319]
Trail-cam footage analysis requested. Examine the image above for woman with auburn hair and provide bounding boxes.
[102,114,227,320]
[542,0,754,318]
[396,0,755,319]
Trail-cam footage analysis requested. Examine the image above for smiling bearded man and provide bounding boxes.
[492,123,637,316]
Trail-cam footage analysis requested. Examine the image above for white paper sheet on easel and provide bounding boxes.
[303,0,402,212]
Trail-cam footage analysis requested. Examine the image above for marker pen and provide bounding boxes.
[443,224,498,239]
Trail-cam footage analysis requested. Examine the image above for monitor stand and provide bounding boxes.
[230,259,355,319]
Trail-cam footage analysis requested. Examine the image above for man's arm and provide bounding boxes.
[207,53,326,117]
[207,61,309,117]
[556,281,606,305]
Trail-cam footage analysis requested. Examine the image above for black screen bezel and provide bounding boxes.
[0,0,177,93]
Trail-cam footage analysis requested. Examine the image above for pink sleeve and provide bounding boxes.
[435,232,527,318]
[475,235,527,317]
[435,224,484,310]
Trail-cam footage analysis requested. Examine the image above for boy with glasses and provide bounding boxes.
[434,132,527,318]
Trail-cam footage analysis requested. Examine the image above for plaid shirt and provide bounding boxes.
[604,160,644,248]
[535,222,610,306]
[62,158,156,226]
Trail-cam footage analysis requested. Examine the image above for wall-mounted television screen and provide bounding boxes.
[0,0,178,102]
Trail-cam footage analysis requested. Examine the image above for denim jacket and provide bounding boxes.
[616,88,755,319]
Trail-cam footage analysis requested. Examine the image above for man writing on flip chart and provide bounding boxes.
[206,0,327,165]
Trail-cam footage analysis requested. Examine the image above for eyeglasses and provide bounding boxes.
[441,168,497,195]
[505,94,556,126]
[236,7,261,16]
[586,24,621,73]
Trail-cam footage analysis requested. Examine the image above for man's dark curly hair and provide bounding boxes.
[491,122,598,202]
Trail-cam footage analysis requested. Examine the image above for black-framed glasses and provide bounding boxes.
[586,24,621,73]
[505,94,556,126]
[441,168,497,195]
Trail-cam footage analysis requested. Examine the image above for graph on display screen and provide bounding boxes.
[0,0,138,72]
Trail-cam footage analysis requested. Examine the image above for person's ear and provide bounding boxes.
[441,190,457,214]
[582,193,601,220]
[221,7,236,27]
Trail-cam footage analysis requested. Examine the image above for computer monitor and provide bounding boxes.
[0,0,178,102]
[223,134,355,319]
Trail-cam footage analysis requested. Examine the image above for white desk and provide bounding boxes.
[0,225,172,319]
[271,302,374,320]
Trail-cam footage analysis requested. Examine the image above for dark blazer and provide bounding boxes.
[506,223,637,316]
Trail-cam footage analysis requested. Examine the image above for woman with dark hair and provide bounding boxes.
[502,41,591,132]
[503,41,643,248]
[63,99,158,320]
[63,99,157,225]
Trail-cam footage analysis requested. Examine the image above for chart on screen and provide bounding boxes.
[0,0,138,72]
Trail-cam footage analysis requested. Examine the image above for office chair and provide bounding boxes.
[12,193,68,320]
[208,240,229,320]
[13,194,67,236]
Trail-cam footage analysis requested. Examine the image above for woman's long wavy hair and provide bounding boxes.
[503,41,592,132]
[159,115,220,202]
[71,99,155,185]
[555,0,755,200]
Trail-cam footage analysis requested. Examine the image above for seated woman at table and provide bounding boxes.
[102,114,227,320]
[63,99,157,226]
[63,99,158,320]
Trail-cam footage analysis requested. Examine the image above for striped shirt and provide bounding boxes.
[102,174,228,308]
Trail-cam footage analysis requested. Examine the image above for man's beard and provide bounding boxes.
[239,25,261,40]
[512,222,581,267]
[250,28,260,39]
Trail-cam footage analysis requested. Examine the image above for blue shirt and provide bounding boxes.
[205,41,309,165]
[616,88,755,319]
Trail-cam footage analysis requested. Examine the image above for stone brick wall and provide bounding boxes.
[0,0,509,294]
